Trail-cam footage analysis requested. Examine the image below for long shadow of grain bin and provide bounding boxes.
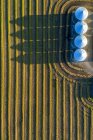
[10,14,70,64]
[10,13,93,64]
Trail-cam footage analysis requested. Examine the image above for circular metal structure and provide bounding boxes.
[74,35,87,48]
[75,7,88,20]
[74,49,87,62]
[75,21,88,34]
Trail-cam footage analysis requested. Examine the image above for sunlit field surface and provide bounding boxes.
[0,0,93,139]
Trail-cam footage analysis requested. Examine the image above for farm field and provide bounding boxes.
[1,0,93,139]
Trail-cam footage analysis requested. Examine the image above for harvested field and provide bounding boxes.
[0,0,93,139]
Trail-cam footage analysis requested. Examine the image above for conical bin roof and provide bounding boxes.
[74,35,87,48]
[75,21,88,34]
[75,7,88,20]
[74,49,87,61]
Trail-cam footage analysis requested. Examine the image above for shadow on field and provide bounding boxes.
[10,14,73,64]
[10,13,93,65]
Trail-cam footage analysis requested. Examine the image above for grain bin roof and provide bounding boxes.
[75,7,88,20]
[75,21,88,34]
[74,49,87,61]
[74,35,87,48]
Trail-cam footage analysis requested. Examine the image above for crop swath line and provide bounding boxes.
[56,78,60,140]
[22,0,30,139]
[15,0,23,139]
[90,109,93,139]
[83,107,91,140]
[36,0,43,140]
[0,0,1,138]
[8,0,16,139]
[1,0,8,139]
[85,107,91,140]
[63,78,66,140]
[49,68,56,140]
[79,84,84,140]
[84,107,87,140]
[71,82,77,139]
[56,78,63,139]
[65,79,70,139]
[42,0,50,139]
[70,82,73,140]
[29,0,37,140]
[76,82,80,140]
[42,64,49,140]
